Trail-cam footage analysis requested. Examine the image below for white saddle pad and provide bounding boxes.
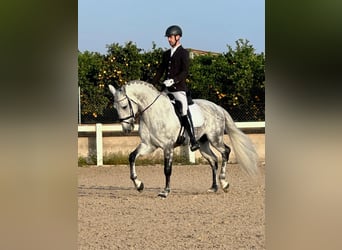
[189,103,204,127]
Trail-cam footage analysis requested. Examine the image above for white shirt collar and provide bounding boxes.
[170,44,181,57]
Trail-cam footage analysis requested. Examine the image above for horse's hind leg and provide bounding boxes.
[211,141,231,192]
[198,138,219,192]
[219,144,231,192]
[129,143,155,192]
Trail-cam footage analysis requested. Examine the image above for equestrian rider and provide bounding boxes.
[152,25,200,151]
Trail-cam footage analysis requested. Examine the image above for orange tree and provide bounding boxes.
[78,50,107,119]
[100,41,143,88]
[140,42,164,83]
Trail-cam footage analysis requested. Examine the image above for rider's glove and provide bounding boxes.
[163,79,175,87]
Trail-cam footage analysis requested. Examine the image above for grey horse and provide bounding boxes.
[109,80,258,198]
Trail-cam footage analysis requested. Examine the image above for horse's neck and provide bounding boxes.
[126,85,175,121]
[127,87,158,108]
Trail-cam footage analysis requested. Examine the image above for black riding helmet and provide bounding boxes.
[165,25,182,37]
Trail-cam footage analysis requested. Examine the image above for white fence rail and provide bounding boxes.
[78,122,265,166]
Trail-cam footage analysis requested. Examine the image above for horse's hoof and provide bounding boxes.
[158,189,170,198]
[137,182,144,192]
[207,186,218,193]
[223,183,230,192]
[220,180,230,192]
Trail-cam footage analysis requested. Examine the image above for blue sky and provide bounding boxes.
[78,0,264,54]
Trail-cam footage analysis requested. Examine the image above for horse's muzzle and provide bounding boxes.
[121,121,134,134]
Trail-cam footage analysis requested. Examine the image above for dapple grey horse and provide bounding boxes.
[109,80,258,198]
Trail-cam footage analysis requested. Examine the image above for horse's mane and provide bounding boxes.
[124,80,160,95]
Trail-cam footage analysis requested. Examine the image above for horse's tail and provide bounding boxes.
[222,107,259,176]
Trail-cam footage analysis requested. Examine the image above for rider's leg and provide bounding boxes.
[180,115,200,151]
[172,91,200,151]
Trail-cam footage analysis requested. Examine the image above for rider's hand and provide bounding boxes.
[163,79,175,87]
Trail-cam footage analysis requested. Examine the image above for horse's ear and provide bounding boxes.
[108,84,116,95]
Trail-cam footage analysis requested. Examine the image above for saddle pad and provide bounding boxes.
[189,103,204,127]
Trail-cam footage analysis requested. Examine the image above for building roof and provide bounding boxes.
[187,48,221,59]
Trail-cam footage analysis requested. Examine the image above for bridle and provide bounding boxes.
[116,93,162,125]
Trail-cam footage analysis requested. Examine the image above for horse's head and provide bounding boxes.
[108,84,137,133]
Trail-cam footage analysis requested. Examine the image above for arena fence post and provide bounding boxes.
[96,123,103,166]
[180,145,195,164]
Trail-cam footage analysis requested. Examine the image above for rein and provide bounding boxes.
[136,93,162,117]
[118,93,162,123]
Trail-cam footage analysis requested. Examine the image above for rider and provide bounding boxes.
[151,25,200,151]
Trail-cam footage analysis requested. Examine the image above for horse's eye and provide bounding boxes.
[122,105,128,109]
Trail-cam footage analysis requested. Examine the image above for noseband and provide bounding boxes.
[117,93,162,124]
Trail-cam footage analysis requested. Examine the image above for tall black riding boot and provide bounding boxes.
[181,115,200,151]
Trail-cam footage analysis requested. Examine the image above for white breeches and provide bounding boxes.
[166,90,187,116]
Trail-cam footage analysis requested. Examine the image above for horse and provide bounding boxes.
[108,80,258,198]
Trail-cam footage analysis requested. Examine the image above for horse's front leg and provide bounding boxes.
[129,143,154,192]
[158,147,174,198]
